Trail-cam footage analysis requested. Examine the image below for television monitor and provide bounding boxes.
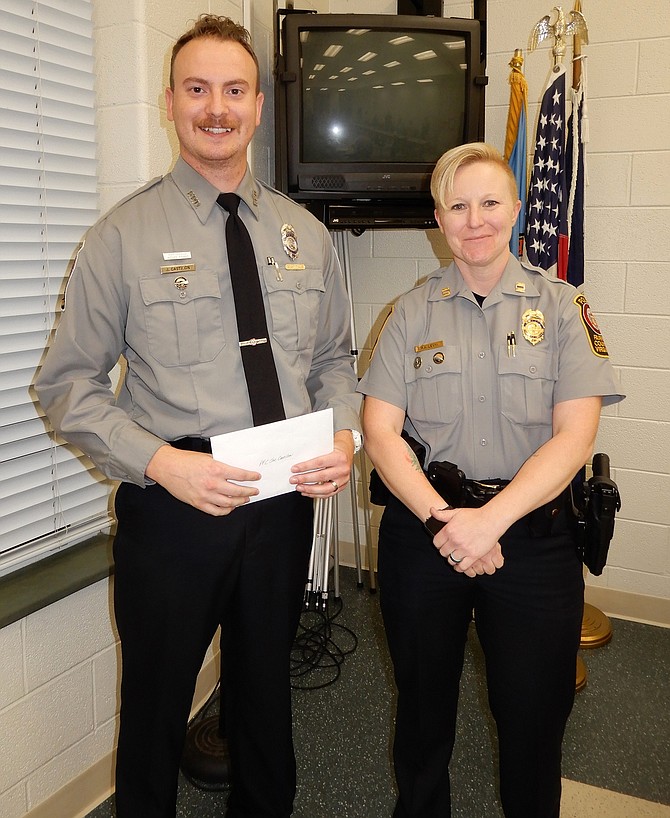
[275,12,487,229]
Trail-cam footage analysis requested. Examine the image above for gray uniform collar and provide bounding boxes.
[428,255,541,306]
[169,157,262,224]
[499,256,541,299]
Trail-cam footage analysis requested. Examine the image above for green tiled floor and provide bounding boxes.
[87,568,670,818]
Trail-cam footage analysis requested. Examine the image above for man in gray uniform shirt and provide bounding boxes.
[36,15,361,818]
[358,143,623,818]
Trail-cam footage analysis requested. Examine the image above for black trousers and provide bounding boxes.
[378,495,584,818]
[112,482,313,818]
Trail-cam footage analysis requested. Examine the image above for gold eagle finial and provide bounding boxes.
[529,6,589,66]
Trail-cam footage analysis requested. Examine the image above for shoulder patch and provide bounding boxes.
[574,293,609,358]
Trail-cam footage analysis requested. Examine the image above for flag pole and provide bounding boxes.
[565,0,589,287]
[504,49,525,161]
[504,49,528,259]
[572,0,583,90]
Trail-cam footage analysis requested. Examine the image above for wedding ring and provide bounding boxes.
[330,480,339,492]
[448,551,463,565]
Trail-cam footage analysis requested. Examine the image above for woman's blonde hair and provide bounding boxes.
[430,142,518,211]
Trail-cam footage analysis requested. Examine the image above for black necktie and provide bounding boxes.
[217,193,285,426]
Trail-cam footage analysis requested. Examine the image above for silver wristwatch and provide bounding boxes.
[350,429,363,454]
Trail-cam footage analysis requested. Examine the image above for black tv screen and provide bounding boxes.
[275,13,486,228]
[300,27,468,165]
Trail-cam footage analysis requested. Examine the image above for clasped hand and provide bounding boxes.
[428,505,505,577]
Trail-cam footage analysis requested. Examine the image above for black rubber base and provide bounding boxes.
[180,714,232,790]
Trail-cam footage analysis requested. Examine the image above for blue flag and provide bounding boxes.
[508,102,527,258]
[504,52,528,258]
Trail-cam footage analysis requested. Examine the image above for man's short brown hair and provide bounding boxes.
[169,14,260,92]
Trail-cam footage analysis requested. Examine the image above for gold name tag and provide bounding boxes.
[160,263,196,274]
[414,340,444,353]
[285,263,306,271]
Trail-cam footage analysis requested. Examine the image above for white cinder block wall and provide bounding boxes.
[0,583,118,817]
[1,1,667,816]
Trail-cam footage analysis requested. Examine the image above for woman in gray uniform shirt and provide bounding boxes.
[358,143,623,818]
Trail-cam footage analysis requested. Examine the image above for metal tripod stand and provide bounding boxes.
[332,229,376,591]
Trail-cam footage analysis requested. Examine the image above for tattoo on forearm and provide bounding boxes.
[404,441,423,473]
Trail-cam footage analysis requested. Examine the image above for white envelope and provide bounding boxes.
[209,408,334,503]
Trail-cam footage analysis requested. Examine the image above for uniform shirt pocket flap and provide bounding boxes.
[137,271,224,366]
[497,346,557,380]
[263,267,325,295]
[140,272,221,305]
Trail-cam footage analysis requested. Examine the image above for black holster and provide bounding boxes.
[426,460,467,507]
[571,453,621,576]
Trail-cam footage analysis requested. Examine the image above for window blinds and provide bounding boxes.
[0,0,113,575]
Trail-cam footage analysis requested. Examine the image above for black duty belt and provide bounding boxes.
[462,477,569,521]
[170,437,212,453]
[461,478,510,507]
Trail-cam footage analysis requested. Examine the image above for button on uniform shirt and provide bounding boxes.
[36,158,361,485]
[357,256,624,481]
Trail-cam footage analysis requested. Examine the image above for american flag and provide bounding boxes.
[524,64,569,279]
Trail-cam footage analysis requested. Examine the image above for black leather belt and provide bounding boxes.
[461,478,510,507]
[462,478,569,520]
[170,437,212,453]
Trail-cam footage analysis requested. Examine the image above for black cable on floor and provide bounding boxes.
[185,594,359,733]
[290,594,358,690]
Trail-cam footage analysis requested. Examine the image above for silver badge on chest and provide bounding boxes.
[281,224,299,261]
